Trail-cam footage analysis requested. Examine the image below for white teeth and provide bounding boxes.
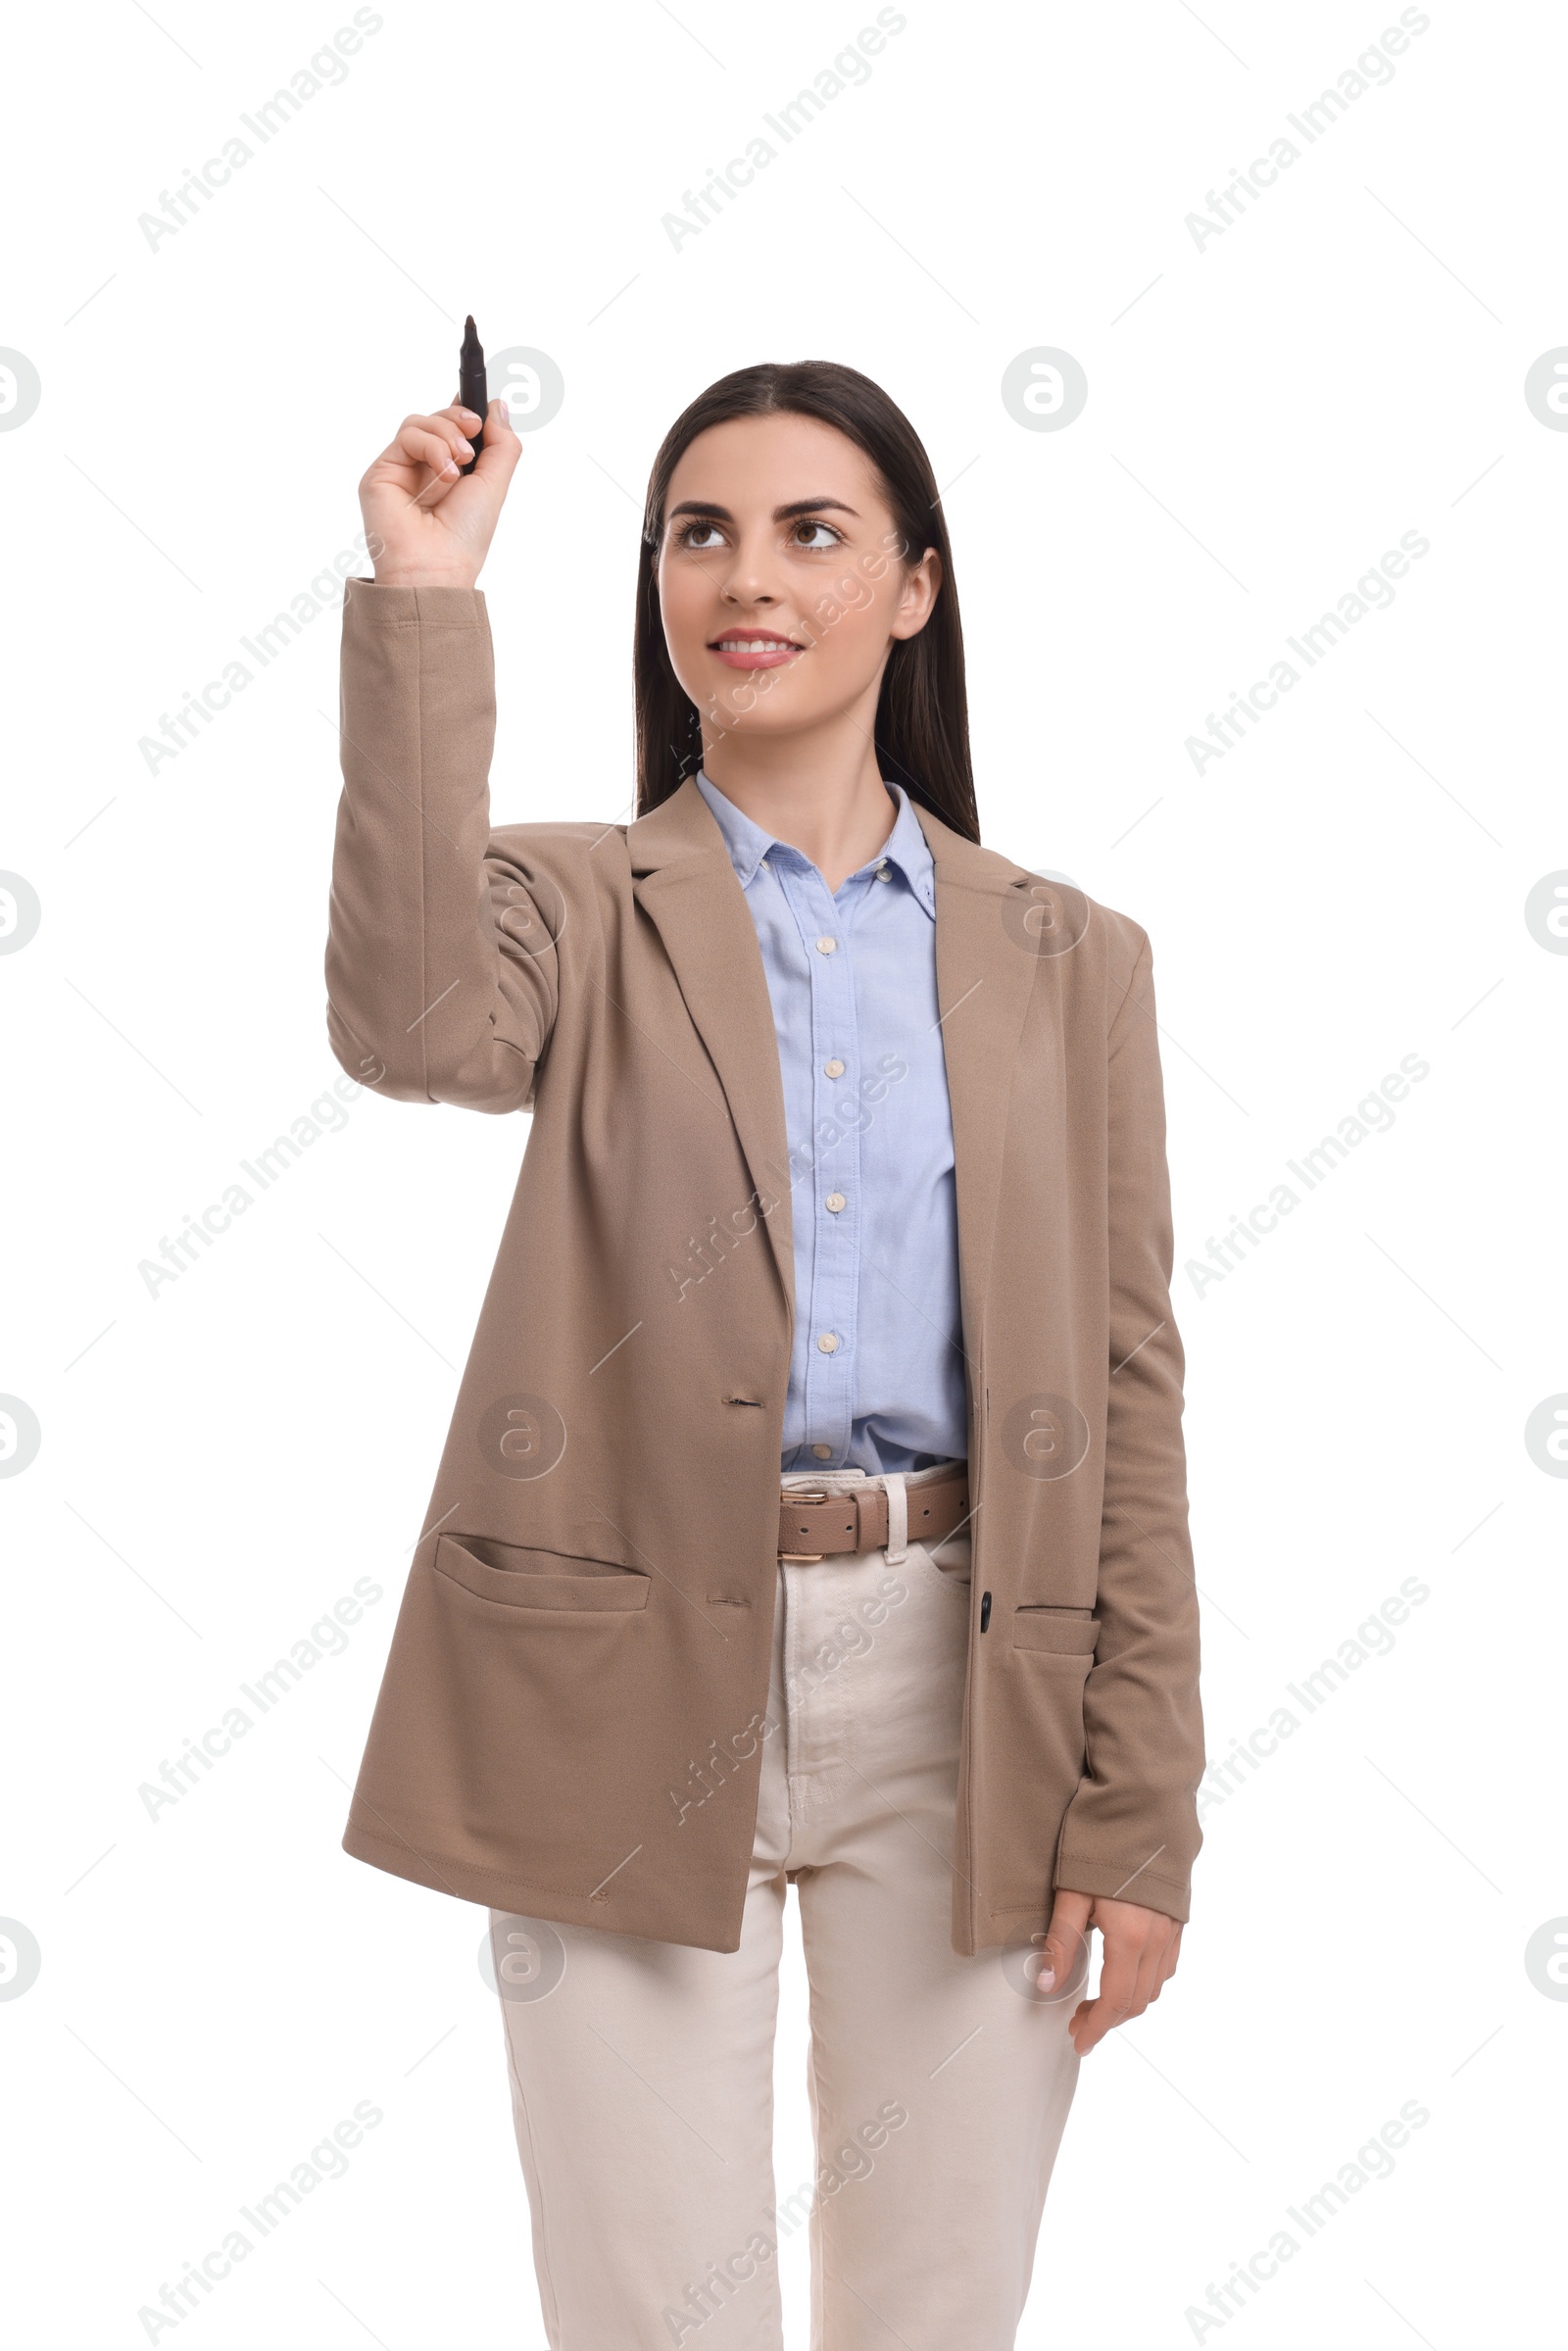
[716,637,795,653]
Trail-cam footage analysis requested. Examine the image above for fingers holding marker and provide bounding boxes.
[392,416,472,476]
[357,331,520,585]
[394,420,477,508]
[472,396,519,487]
[418,327,514,495]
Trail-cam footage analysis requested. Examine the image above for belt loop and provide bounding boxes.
[883,1473,908,1564]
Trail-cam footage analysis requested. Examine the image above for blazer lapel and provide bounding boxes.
[628,779,796,1320]
[909,801,1047,1382]
[626,780,1050,1379]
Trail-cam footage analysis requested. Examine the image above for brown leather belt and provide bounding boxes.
[778,1467,970,1561]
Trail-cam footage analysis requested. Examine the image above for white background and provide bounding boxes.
[3,0,1563,2343]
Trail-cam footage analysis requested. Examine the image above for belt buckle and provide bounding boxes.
[779,1484,828,1562]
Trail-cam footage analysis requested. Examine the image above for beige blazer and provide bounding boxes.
[326,577,1204,1954]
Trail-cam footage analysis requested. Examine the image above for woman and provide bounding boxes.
[327,360,1204,2348]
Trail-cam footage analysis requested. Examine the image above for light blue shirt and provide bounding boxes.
[694,768,967,1475]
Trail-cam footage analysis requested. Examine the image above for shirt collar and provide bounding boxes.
[693,769,937,920]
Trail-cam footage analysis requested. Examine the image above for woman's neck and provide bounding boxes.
[700,716,899,894]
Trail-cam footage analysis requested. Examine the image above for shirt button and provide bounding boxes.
[874,862,891,881]
[816,1332,840,1354]
[815,935,838,955]
[810,1443,833,1459]
[825,1192,846,1213]
[823,1057,845,1078]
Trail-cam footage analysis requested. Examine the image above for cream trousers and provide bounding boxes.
[488,1460,1082,2349]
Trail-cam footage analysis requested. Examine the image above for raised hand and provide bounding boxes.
[359,396,520,589]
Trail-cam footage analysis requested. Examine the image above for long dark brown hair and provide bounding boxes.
[633,361,978,843]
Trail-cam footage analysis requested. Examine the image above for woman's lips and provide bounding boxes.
[707,633,806,670]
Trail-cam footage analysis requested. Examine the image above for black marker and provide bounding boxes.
[458,315,486,474]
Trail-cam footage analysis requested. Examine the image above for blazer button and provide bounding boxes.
[979,1591,992,1632]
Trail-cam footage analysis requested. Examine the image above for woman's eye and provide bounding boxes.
[676,521,725,550]
[791,520,842,550]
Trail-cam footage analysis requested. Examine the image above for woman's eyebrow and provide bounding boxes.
[774,497,859,521]
[665,496,861,522]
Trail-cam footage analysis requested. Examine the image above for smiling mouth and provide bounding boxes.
[708,632,806,668]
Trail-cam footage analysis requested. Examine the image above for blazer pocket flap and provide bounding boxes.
[1011,1607,1100,1654]
[434,1534,651,1612]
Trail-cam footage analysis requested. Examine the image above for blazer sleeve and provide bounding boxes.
[1054,926,1206,1923]
[324,576,559,1114]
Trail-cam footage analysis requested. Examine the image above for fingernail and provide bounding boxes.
[1036,1967,1055,1991]
[499,398,511,422]
[441,461,460,478]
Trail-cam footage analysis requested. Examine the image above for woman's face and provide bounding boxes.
[656,411,940,747]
